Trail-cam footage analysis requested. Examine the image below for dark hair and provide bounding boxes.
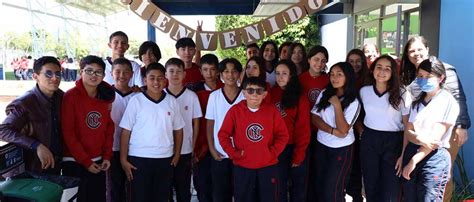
[200,54,219,67]
[279,42,292,56]
[246,43,259,50]
[400,36,429,85]
[316,62,357,112]
[243,56,266,83]
[112,57,132,71]
[175,37,196,49]
[139,41,162,62]
[145,62,166,76]
[109,31,128,42]
[165,58,185,70]
[308,45,329,62]
[276,60,302,108]
[260,40,279,70]
[366,55,403,110]
[80,55,106,71]
[218,58,243,73]
[346,48,369,86]
[241,76,267,91]
[412,56,446,110]
[33,56,60,74]
[288,42,309,72]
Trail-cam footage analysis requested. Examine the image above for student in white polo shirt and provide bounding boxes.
[402,56,459,201]
[119,63,184,202]
[108,58,139,202]
[359,55,411,202]
[164,58,202,202]
[311,62,360,202]
[205,58,244,202]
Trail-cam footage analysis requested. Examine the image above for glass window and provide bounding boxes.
[408,11,420,37]
[381,16,400,55]
[356,9,380,24]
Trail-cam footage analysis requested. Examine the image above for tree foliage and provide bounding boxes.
[215,14,320,64]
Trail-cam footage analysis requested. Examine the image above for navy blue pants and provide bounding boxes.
[193,153,213,202]
[346,133,363,202]
[128,156,173,202]
[108,151,127,202]
[314,141,354,202]
[360,127,402,202]
[170,153,192,202]
[211,158,233,202]
[402,143,451,202]
[62,160,106,202]
[233,164,278,202]
[277,144,309,202]
[307,132,318,202]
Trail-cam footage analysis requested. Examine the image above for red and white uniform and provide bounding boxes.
[183,63,204,91]
[270,86,311,165]
[62,79,115,168]
[218,100,289,169]
[299,72,329,131]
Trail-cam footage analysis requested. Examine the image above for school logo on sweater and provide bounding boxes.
[86,111,102,129]
[246,123,264,142]
[308,88,321,104]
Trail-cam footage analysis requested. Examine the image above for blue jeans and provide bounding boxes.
[402,143,451,202]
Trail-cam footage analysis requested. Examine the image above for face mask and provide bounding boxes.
[415,77,439,92]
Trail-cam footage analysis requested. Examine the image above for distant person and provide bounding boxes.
[279,42,292,60]
[289,42,309,75]
[363,43,380,66]
[260,40,279,87]
[0,56,63,174]
[246,43,260,59]
[103,31,143,87]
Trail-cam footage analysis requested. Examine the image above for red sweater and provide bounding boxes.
[270,86,311,165]
[62,79,115,168]
[183,63,204,91]
[299,72,329,131]
[218,100,289,169]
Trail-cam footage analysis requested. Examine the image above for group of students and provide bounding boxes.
[0,29,470,202]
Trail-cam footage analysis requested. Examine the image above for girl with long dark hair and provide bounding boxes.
[242,56,271,103]
[311,62,361,201]
[288,42,309,75]
[359,55,411,201]
[271,60,311,202]
[401,56,459,201]
[260,41,279,87]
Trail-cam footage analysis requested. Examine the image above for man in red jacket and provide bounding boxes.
[61,55,115,202]
[218,76,289,202]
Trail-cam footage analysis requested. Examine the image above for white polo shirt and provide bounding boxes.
[103,58,144,87]
[111,89,138,151]
[409,90,459,148]
[311,92,361,148]
[205,88,245,158]
[165,88,202,154]
[360,85,411,132]
[119,92,185,158]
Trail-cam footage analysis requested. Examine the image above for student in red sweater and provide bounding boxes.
[271,60,311,202]
[62,55,115,202]
[193,54,222,202]
[299,45,330,201]
[218,76,289,202]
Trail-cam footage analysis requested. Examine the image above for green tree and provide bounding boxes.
[215,14,320,64]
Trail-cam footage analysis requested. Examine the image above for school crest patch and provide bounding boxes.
[86,111,102,129]
[308,88,321,104]
[246,123,264,142]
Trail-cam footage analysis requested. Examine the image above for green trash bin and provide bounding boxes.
[0,178,63,202]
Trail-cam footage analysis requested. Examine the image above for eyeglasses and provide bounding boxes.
[83,69,105,77]
[40,70,62,79]
[245,88,265,95]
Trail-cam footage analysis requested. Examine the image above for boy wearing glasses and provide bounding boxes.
[61,55,115,202]
[119,63,184,202]
[205,58,244,201]
[0,56,63,174]
[164,58,202,202]
[218,76,289,202]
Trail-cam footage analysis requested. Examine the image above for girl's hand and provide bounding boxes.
[395,156,403,177]
[402,160,416,180]
[328,96,341,108]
